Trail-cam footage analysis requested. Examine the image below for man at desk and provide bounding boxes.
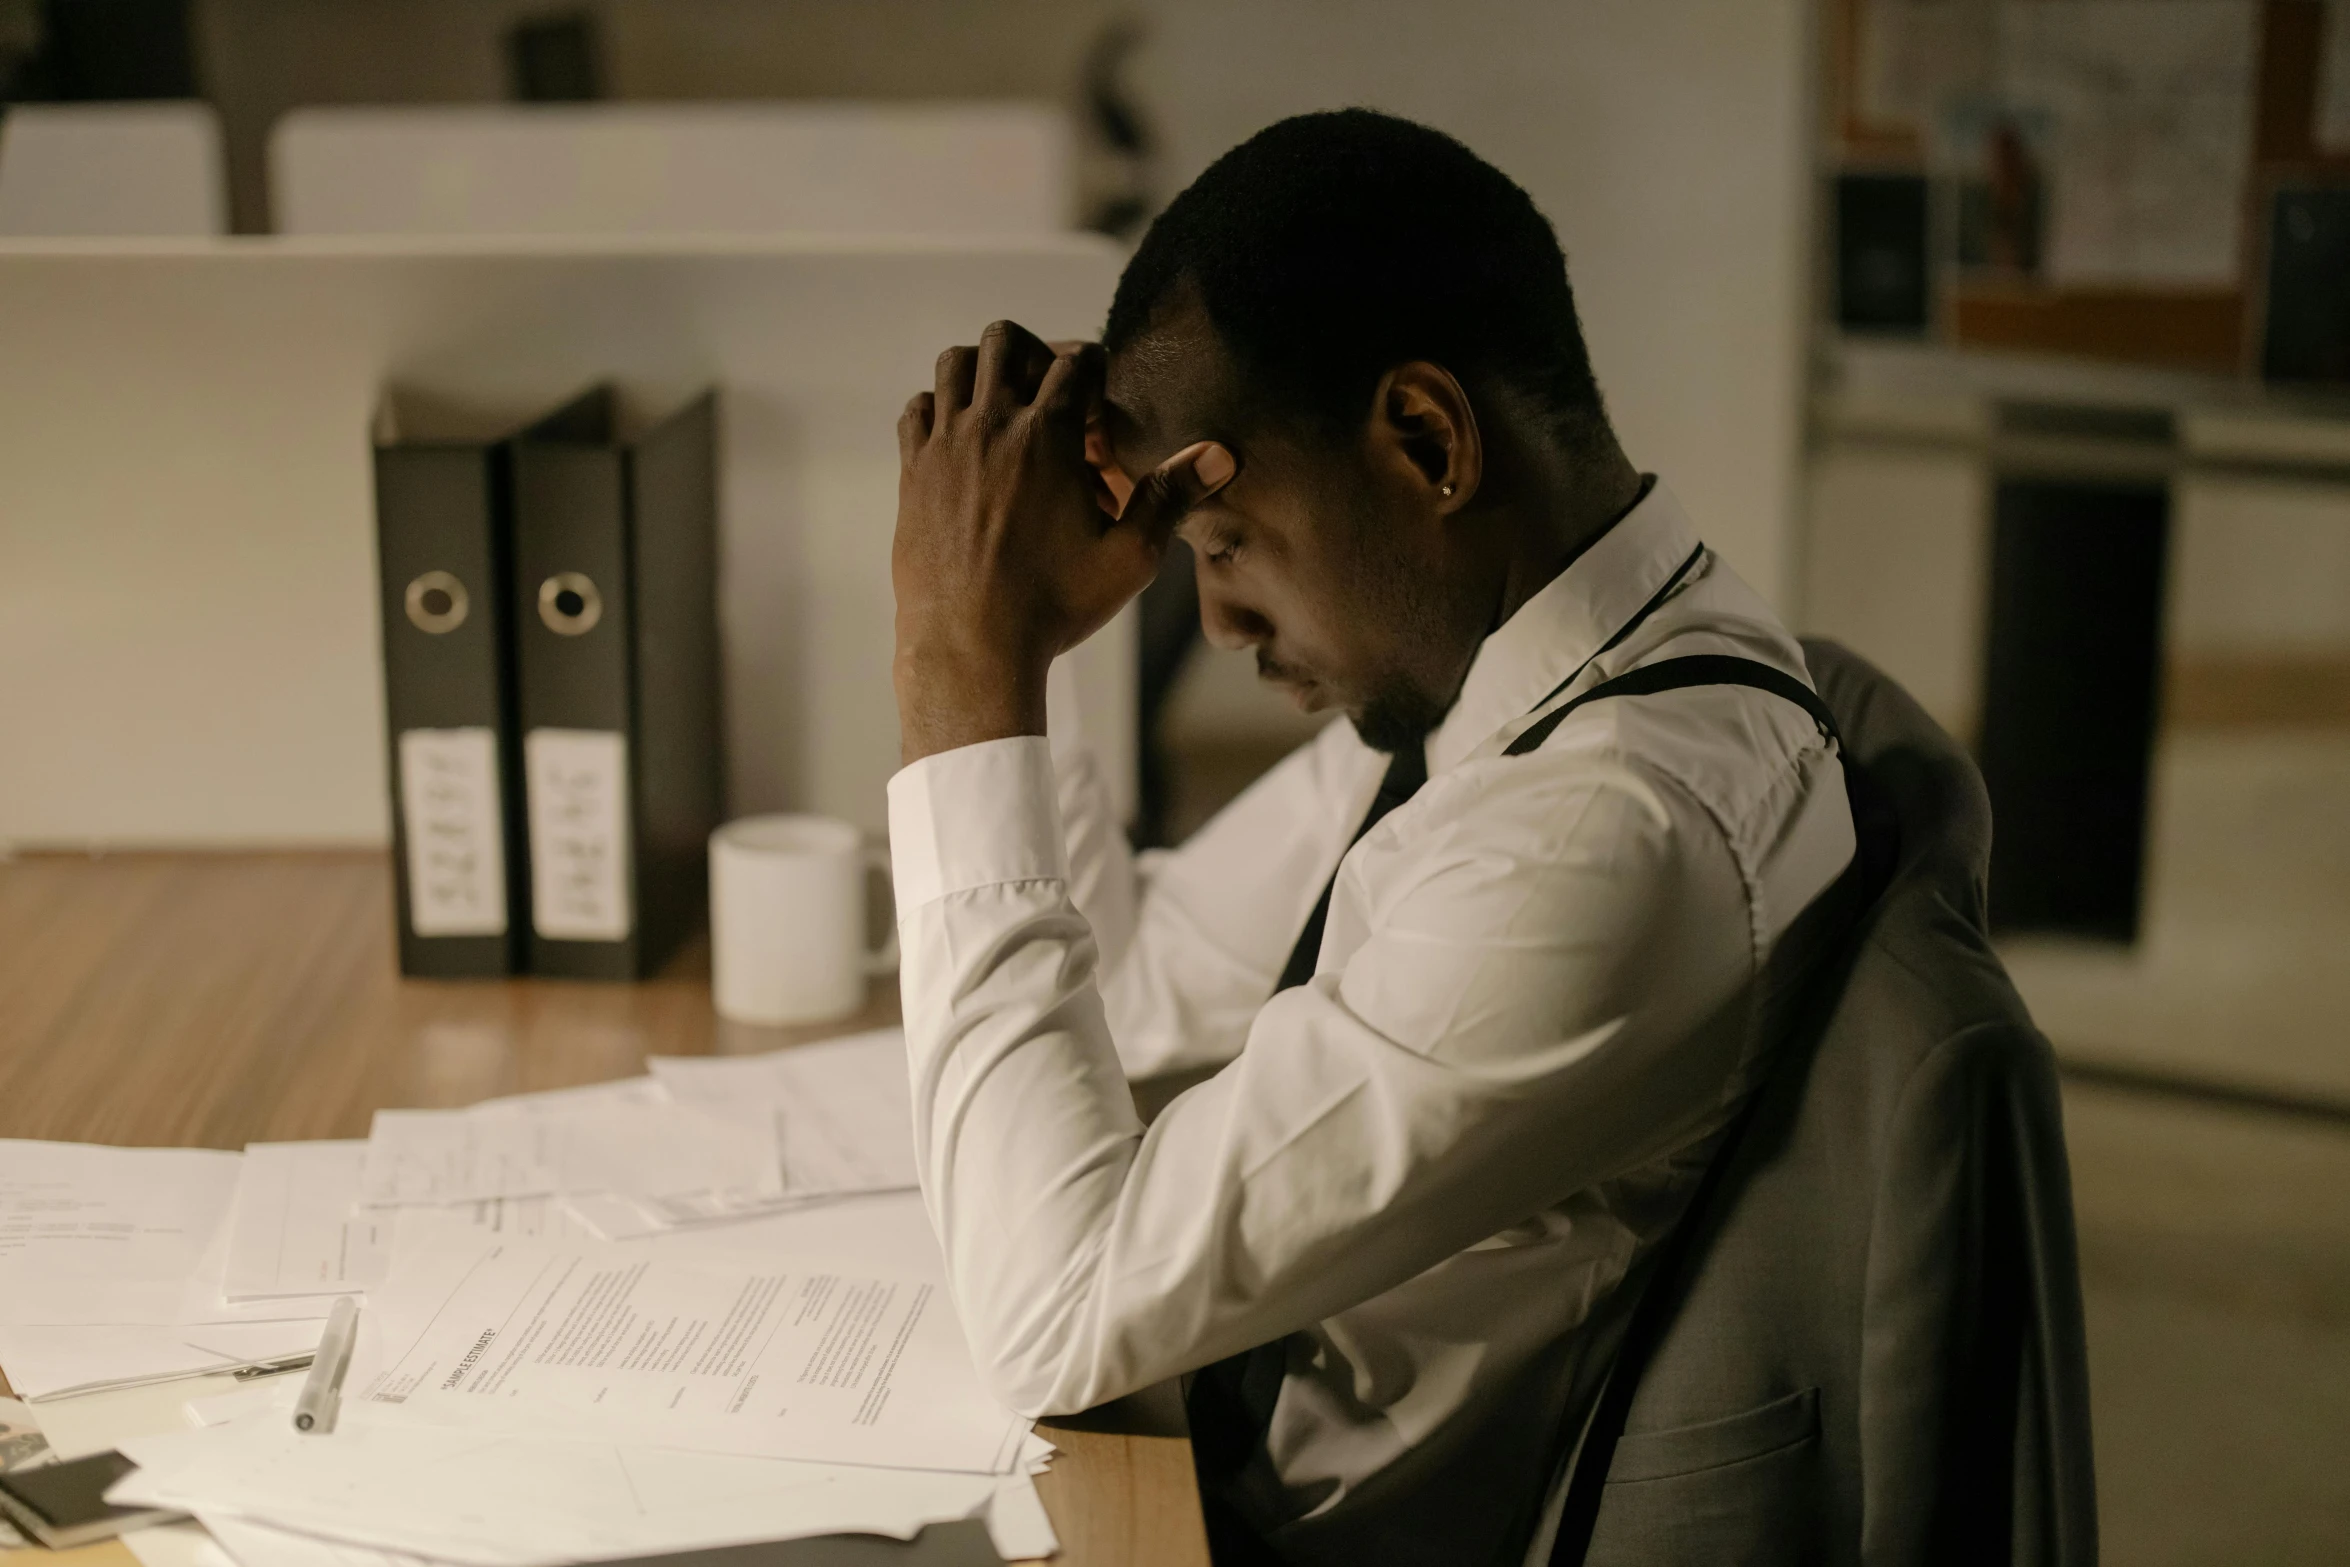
[886,111,1853,1565]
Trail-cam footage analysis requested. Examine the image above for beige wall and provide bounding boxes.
[0,237,1130,848]
[2171,478,2350,658]
[1802,444,1992,735]
[1132,0,1817,613]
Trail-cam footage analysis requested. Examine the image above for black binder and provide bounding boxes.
[372,388,602,979]
[512,386,723,980]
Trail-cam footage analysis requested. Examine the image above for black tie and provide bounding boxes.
[1186,739,1431,1555]
[1271,742,1430,993]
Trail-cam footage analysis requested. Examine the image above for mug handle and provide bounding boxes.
[864,845,899,974]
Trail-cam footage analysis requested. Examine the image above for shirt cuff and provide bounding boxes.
[888,735,1070,912]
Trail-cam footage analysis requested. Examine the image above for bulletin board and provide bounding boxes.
[1828,0,2350,374]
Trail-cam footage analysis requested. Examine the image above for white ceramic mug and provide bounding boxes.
[709,815,896,1025]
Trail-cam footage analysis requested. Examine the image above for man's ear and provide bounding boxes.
[1370,362,1482,515]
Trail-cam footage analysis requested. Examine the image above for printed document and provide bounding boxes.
[224,1145,392,1301]
[345,1235,1024,1474]
[226,1143,590,1300]
[357,1101,774,1209]
[0,1142,243,1325]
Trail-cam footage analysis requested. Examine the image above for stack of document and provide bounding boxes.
[0,1030,1061,1564]
[0,1142,334,1401]
[340,1032,919,1244]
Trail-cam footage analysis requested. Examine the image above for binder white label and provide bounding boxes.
[397,728,508,938]
[525,728,633,942]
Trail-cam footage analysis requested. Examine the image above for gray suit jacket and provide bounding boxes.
[1575,639,2099,1566]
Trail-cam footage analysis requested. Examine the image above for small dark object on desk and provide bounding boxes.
[0,1449,187,1549]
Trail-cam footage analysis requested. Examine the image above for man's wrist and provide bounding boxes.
[894,641,1051,765]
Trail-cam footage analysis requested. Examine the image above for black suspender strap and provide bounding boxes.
[1506,652,1841,760]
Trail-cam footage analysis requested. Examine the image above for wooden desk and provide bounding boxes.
[0,851,1210,1567]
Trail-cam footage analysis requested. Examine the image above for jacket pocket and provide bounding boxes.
[1585,1387,1825,1567]
[1609,1384,1819,1482]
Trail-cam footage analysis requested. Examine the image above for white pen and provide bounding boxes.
[292,1297,361,1434]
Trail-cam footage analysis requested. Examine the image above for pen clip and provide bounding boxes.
[232,1354,316,1381]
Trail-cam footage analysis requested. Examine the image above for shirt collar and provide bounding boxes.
[1423,479,1704,777]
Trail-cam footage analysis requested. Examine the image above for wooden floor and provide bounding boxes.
[0,850,1209,1567]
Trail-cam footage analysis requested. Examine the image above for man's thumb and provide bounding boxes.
[1122,441,1237,539]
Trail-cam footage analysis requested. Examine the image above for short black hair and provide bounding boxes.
[1105,109,1611,452]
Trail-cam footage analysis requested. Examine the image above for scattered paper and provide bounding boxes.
[204,1514,439,1567]
[630,1189,944,1282]
[346,1234,1024,1475]
[357,1100,774,1210]
[177,1333,1055,1561]
[385,1197,602,1261]
[225,1145,391,1302]
[463,1080,672,1117]
[116,1421,1001,1567]
[987,1473,1058,1561]
[0,1051,1056,1567]
[227,1141,598,1301]
[0,1141,244,1325]
[121,1519,221,1567]
[650,1030,918,1207]
[180,1194,345,1332]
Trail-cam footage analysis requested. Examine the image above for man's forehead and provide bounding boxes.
[1102,296,1236,467]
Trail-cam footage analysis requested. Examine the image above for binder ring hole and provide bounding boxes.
[539,572,603,636]
[404,570,469,635]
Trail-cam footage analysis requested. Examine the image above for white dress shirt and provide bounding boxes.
[888,482,1854,1563]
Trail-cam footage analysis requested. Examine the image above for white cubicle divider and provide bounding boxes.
[0,102,226,236]
[270,103,1074,238]
[0,235,1131,848]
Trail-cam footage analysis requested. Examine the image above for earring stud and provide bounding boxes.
[1440,483,1456,498]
